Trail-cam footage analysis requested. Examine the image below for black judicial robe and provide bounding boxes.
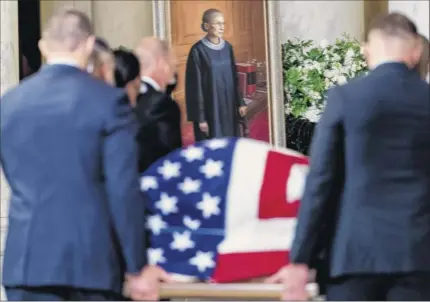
[185,39,245,141]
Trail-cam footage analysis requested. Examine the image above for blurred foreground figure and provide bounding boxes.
[88,37,115,85]
[134,37,182,173]
[415,34,429,80]
[268,13,430,301]
[0,8,169,301]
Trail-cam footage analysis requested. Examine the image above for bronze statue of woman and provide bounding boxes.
[185,9,247,141]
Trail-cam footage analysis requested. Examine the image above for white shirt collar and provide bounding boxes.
[47,58,81,68]
[141,76,162,92]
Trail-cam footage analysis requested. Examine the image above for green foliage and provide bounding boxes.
[282,34,368,119]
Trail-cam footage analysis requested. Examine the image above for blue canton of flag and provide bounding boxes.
[141,138,238,280]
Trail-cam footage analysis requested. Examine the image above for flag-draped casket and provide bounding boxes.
[140,137,309,283]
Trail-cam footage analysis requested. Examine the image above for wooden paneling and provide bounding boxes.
[170,1,229,124]
[169,0,266,124]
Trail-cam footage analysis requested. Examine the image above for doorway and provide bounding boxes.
[18,0,41,79]
[169,0,269,145]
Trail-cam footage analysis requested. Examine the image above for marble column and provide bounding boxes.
[279,0,365,43]
[92,0,153,49]
[389,1,429,39]
[1,0,19,95]
[1,2,19,299]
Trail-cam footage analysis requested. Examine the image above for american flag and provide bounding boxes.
[140,137,309,283]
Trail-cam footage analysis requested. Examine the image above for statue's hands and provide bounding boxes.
[124,265,174,301]
[239,106,247,117]
[265,264,312,301]
[199,122,209,134]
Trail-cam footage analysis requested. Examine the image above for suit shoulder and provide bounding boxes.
[1,70,41,100]
[85,77,125,103]
[0,74,40,114]
[0,85,18,105]
[333,72,369,96]
[344,72,368,87]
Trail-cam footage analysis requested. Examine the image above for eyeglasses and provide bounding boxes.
[210,22,225,27]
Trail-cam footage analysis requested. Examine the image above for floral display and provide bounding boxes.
[282,35,368,122]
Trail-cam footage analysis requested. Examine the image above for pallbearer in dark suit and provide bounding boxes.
[0,9,170,301]
[185,9,247,141]
[267,13,430,301]
[133,37,182,173]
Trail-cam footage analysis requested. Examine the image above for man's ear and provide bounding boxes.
[38,39,48,58]
[411,42,423,67]
[85,35,96,56]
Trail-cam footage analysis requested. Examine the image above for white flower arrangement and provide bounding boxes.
[282,34,368,122]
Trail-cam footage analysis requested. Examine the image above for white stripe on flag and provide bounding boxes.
[218,139,297,254]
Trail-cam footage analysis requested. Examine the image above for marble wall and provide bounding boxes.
[0,2,17,298]
[1,0,18,264]
[279,0,365,43]
[1,0,19,95]
[389,0,430,39]
[40,0,93,29]
[92,0,153,49]
[40,0,154,49]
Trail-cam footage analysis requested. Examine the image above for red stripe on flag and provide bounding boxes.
[259,151,309,219]
[212,251,290,283]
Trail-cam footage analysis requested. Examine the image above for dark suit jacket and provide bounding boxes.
[290,62,430,278]
[134,82,182,173]
[0,64,147,293]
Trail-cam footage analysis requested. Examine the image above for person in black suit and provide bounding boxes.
[0,9,171,301]
[267,13,430,300]
[133,37,182,173]
[166,72,179,96]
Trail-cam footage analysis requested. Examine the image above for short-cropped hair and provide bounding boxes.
[42,8,93,51]
[367,12,417,40]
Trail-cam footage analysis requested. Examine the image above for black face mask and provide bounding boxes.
[166,73,178,95]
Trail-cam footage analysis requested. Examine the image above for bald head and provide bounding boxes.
[134,37,170,73]
[134,37,176,90]
[42,8,93,52]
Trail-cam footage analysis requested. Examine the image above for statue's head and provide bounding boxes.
[201,9,225,39]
